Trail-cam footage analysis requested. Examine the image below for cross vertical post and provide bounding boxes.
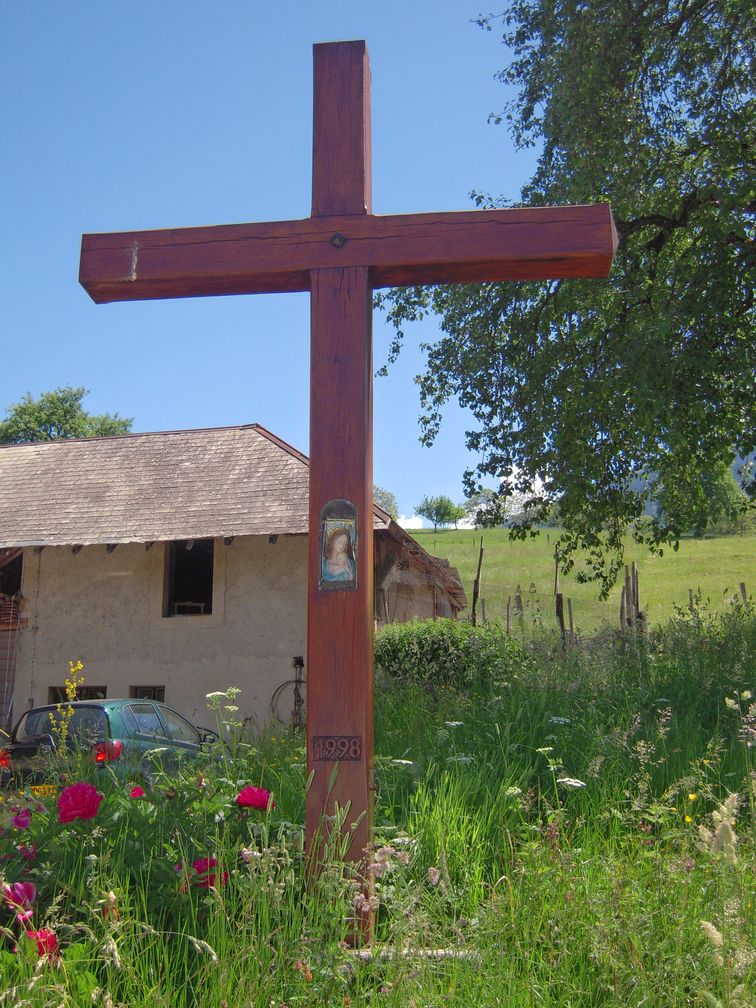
[306,42,375,869]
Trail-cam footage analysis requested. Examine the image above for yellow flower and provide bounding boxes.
[688,793,698,801]
[685,815,693,823]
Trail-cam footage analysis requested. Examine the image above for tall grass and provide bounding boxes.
[1,602,753,1006]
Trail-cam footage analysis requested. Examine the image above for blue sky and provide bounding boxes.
[2,2,538,519]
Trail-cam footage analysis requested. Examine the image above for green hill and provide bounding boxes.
[412,527,754,631]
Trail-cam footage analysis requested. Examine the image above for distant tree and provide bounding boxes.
[656,461,752,538]
[463,487,499,528]
[449,502,466,529]
[0,387,132,444]
[373,484,399,519]
[416,495,461,532]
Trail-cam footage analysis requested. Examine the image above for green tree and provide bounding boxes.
[0,387,132,444]
[656,461,752,537]
[373,484,399,519]
[379,1,754,593]
[416,494,463,531]
[463,487,499,528]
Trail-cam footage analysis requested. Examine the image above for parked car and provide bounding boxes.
[0,699,218,788]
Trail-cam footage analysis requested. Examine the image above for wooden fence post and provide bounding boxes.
[555,592,565,638]
[470,537,484,626]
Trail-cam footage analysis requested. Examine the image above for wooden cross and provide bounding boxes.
[79,41,617,871]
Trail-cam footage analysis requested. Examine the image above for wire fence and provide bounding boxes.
[461,582,620,641]
[461,571,751,642]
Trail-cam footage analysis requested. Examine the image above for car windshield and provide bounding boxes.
[15,707,108,745]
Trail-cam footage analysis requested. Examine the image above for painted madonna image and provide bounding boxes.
[320,512,357,591]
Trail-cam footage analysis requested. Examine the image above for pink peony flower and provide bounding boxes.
[26,928,58,958]
[176,856,228,888]
[11,808,31,829]
[57,781,103,823]
[235,785,274,810]
[3,881,36,922]
[129,786,146,798]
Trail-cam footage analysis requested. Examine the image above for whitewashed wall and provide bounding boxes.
[12,536,307,727]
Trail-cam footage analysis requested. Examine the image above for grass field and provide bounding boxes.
[413,527,755,630]
[2,609,753,1006]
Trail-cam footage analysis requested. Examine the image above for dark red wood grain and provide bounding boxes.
[312,41,371,217]
[307,43,374,880]
[307,265,374,866]
[79,204,618,303]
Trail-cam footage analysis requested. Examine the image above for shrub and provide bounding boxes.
[374,618,520,691]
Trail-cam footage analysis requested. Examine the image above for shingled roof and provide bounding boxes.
[0,424,394,548]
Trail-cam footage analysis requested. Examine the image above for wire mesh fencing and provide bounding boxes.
[462,581,624,641]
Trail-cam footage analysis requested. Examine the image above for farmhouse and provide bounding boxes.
[0,424,465,729]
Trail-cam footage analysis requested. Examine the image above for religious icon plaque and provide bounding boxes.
[319,499,357,591]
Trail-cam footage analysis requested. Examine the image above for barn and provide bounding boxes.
[0,424,465,728]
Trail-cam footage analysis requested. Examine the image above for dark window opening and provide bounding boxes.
[164,539,214,617]
[0,555,22,597]
[130,685,166,701]
[49,685,107,703]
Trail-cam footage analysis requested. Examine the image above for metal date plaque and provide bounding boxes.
[312,735,362,761]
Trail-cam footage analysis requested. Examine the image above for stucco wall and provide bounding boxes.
[12,536,307,727]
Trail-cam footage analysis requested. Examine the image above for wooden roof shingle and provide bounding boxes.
[0,423,392,547]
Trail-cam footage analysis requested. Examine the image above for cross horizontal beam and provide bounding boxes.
[80,204,617,304]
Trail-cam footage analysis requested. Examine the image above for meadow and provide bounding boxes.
[413,527,755,631]
[0,600,753,1006]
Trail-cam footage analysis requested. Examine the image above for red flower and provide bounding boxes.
[57,781,103,823]
[191,856,228,888]
[18,843,37,862]
[235,786,274,810]
[26,928,58,958]
[176,856,228,888]
[129,786,146,798]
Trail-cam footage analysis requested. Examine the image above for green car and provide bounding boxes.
[0,699,218,787]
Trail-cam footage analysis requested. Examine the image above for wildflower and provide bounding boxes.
[240,847,261,864]
[97,891,119,919]
[26,928,58,959]
[688,793,698,801]
[164,787,177,800]
[11,808,31,829]
[427,867,441,886]
[129,786,146,799]
[556,777,586,789]
[3,881,36,921]
[700,920,724,948]
[685,815,693,823]
[353,891,379,914]
[293,959,314,982]
[391,759,414,766]
[235,785,274,810]
[176,856,228,888]
[444,721,463,727]
[57,781,103,823]
[18,843,37,862]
